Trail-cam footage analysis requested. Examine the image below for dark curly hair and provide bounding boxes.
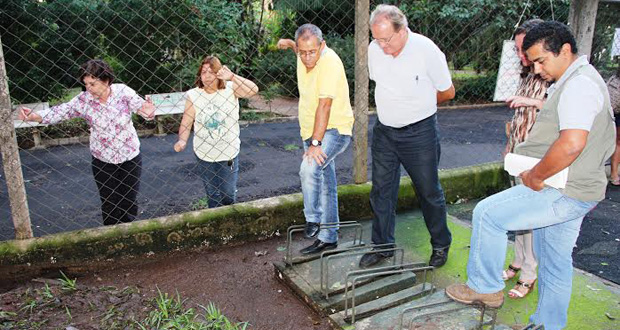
[79,59,115,85]
[515,19,545,76]
[523,21,577,55]
[514,18,544,38]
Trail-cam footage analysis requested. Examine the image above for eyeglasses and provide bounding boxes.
[298,49,320,58]
[372,30,398,45]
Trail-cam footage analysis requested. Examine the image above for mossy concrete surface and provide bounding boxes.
[0,162,508,269]
[395,207,620,330]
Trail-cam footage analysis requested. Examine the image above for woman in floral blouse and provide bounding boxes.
[18,59,155,225]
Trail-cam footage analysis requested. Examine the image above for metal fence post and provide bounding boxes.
[568,0,599,59]
[0,34,33,239]
[353,0,369,184]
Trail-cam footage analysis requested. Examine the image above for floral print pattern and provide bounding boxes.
[41,84,145,164]
[507,73,549,152]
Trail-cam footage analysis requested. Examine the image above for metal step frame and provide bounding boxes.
[343,262,436,323]
[398,299,500,330]
[320,244,405,298]
[285,221,363,265]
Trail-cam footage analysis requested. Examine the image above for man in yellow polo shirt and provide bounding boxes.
[277,23,354,254]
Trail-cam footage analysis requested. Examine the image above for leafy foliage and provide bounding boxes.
[138,288,248,330]
[1,0,253,103]
[2,0,617,108]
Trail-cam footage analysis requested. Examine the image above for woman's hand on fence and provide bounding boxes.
[506,96,543,109]
[138,97,156,121]
[216,65,235,81]
[174,139,187,152]
[17,107,42,123]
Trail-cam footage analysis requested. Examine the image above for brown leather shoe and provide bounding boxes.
[445,284,504,308]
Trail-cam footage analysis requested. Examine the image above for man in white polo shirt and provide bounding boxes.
[359,4,456,269]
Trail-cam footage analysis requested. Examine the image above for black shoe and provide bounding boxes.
[429,247,450,267]
[304,222,320,239]
[359,251,393,268]
[300,239,338,255]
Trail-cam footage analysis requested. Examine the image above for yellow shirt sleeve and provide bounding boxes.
[317,54,341,100]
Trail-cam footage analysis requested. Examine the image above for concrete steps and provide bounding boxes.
[322,271,419,312]
[338,282,435,323]
[329,290,510,330]
[275,221,506,329]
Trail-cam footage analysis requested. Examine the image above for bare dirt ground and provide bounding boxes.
[0,236,331,330]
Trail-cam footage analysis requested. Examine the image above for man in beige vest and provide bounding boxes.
[446,21,615,330]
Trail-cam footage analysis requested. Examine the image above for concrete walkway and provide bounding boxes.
[395,205,619,329]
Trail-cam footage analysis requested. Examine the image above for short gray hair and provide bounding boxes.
[295,23,323,44]
[370,4,408,31]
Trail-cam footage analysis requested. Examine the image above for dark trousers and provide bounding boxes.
[370,114,451,249]
[91,154,142,226]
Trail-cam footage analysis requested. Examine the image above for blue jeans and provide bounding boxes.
[299,129,351,244]
[466,185,596,330]
[370,115,451,249]
[195,156,239,208]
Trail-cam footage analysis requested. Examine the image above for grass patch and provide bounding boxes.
[191,197,209,211]
[59,271,77,292]
[240,110,278,121]
[1,279,247,330]
[138,288,248,330]
[283,143,300,151]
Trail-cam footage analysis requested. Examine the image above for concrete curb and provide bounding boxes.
[0,162,508,268]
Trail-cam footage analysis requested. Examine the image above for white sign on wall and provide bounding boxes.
[611,28,620,58]
[147,92,186,115]
[493,40,522,102]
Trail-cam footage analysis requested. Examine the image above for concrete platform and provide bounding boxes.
[329,290,511,330]
[274,216,504,329]
[275,204,620,329]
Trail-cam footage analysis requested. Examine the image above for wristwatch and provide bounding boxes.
[311,139,322,147]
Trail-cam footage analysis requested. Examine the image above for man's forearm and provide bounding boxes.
[311,100,332,141]
[528,130,588,182]
[437,84,455,104]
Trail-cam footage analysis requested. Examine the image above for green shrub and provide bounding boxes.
[326,34,355,102]
[452,73,497,104]
[251,49,298,98]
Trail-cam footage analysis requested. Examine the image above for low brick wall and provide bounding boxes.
[0,162,508,267]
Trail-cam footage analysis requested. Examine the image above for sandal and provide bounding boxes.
[501,264,521,281]
[610,177,620,186]
[508,279,537,299]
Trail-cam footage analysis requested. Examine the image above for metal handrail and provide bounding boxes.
[398,299,500,330]
[284,221,362,265]
[343,263,435,324]
[318,243,397,294]
[321,246,404,298]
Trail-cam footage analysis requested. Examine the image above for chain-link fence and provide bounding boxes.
[1,0,619,240]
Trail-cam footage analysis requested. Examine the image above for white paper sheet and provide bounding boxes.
[504,153,569,189]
